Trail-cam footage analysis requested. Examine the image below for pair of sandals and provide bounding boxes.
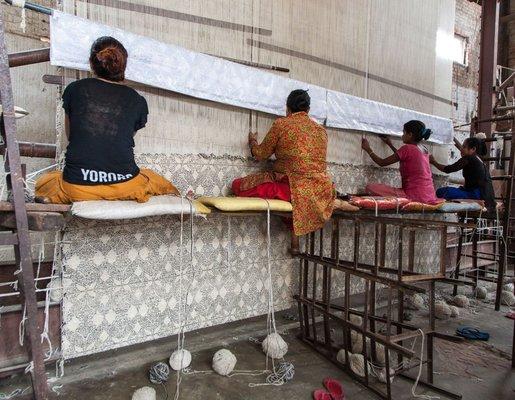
[313,378,345,400]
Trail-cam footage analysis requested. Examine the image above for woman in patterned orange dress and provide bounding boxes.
[232,90,334,252]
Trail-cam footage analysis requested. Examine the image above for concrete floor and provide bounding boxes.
[1,297,514,400]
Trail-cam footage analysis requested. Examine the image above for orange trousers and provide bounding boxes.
[35,169,179,204]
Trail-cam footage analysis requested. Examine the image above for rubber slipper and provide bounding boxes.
[456,326,489,341]
[313,389,332,400]
[323,378,345,400]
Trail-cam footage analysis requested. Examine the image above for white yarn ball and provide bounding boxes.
[349,353,365,377]
[503,283,514,292]
[132,387,156,400]
[378,367,395,384]
[336,349,347,364]
[453,295,470,308]
[212,349,237,376]
[169,349,192,371]
[475,132,487,140]
[501,290,515,306]
[350,331,363,354]
[262,333,288,359]
[48,277,63,303]
[434,301,451,320]
[405,294,424,310]
[349,314,363,326]
[374,343,387,365]
[474,286,488,300]
[449,305,460,318]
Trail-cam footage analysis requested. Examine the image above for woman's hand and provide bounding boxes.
[248,132,258,147]
[379,135,392,146]
[361,138,371,153]
[429,154,435,165]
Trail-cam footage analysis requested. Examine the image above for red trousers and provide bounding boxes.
[231,177,293,230]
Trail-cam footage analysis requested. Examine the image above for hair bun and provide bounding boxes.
[96,47,124,74]
[475,132,487,140]
[422,128,432,140]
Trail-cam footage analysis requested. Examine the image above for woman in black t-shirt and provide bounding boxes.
[430,135,495,210]
[36,36,179,203]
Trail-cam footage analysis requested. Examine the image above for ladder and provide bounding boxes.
[0,8,68,400]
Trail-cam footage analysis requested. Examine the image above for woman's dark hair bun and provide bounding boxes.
[287,89,311,113]
[90,36,128,82]
[404,120,431,142]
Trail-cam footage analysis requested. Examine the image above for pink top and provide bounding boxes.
[397,144,441,204]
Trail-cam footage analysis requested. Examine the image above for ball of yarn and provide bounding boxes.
[132,387,156,400]
[374,343,387,365]
[336,349,347,364]
[48,277,63,303]
[350,331,363,353]
[262,333,288,359]
[349,353,365,377]
[149,362,170,384]
[449,305,460,318]
[212,349,237,376]
[377,367,395,384]
[475,132,487,140]
[268,361,295,383]
[434,301,451,320]
[501,290,515,306]
[503,283,514,292]
[169,349,192,371]
[453,295,470,308]
[405,294,424,310]
[474,286,487,300]
[349,314,363,326]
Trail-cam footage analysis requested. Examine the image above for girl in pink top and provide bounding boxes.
[361,120,441,204]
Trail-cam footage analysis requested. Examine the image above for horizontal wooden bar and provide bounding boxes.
[0,211,66,231]
[0,233,17,245]
[7,48,50,68]
[0,141,57,159]
[401,273,444,282]
[0,202,70,213]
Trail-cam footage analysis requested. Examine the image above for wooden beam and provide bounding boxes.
[0,212,65,231]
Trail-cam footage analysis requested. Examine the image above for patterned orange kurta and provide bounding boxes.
[241,112,334,236]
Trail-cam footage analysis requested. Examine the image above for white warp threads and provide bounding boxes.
[12,0,26,33]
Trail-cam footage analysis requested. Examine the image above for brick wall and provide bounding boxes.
[0,0,53,40]
[449,0,482,167]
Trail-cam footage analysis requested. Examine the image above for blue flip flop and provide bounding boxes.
[456,326,490,341]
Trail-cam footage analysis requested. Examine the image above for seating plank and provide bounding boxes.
[0,202,70,213]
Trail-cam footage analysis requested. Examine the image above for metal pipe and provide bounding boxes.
[495,104,515,112]
[0,141,56,159]
[8,48,49,68]
[3,0,53,15]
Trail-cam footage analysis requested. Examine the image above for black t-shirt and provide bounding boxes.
[62,78,148,185]
[443,155,495,209]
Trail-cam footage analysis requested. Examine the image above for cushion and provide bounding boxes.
[402,202,444,212]
[333,199,359,212]
[71,195,211,220]
[438,201,482,213]
[350,196,410,210]
[197,196,292,212]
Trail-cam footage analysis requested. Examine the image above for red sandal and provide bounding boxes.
[313,389,332,400]
[323,378,345,400]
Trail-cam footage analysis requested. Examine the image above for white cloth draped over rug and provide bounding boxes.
[49,11,453,144]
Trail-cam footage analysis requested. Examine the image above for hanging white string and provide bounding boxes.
[173,197,196,400]
[411,329,439,400]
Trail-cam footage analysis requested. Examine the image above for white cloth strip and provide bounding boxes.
[49,11,452,143]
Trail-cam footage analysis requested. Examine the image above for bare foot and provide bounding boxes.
[34,196,51,204]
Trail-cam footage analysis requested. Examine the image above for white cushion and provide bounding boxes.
[71,195,204,220]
